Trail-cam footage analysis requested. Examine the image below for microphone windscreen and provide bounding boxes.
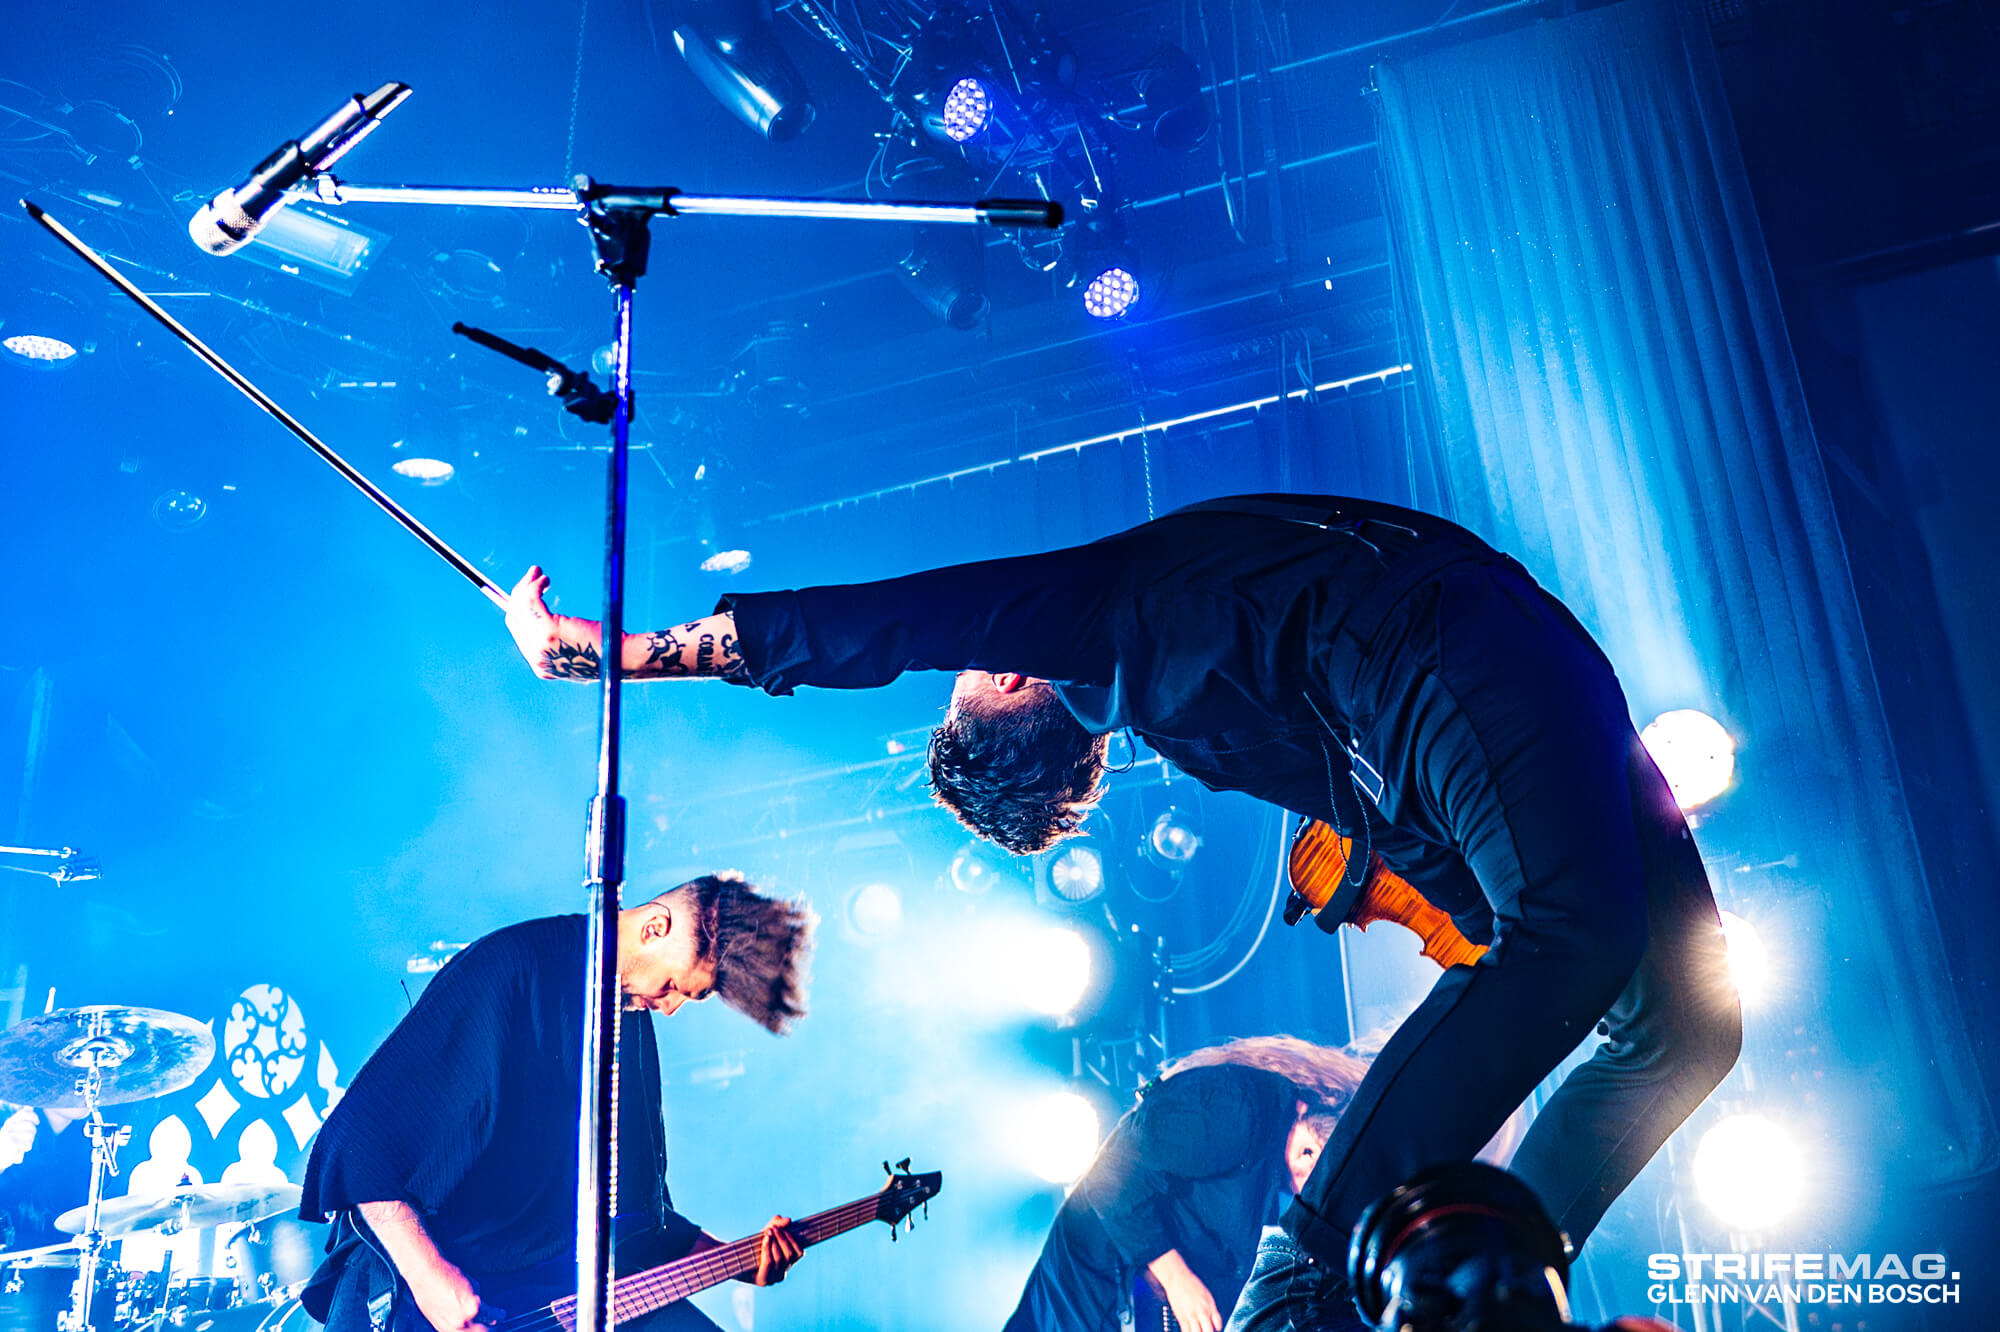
[188,187,266,256]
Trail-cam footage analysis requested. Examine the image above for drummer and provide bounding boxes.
[0,1103,88,1254]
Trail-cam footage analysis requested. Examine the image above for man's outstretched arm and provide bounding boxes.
[505,566,747,682]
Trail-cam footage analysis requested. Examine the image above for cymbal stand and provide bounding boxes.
[60,1013,131,1332]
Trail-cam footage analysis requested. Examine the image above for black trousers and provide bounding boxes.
[1283,560,1743,1263]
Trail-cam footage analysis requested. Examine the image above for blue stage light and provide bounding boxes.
[940,77,991,142]
[1082,267,1139,319]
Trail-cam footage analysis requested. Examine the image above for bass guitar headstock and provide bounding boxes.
[874,1157,942,1237]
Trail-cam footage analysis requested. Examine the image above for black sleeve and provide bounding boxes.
[299,932,529,1221]
[714,543,1116,696]
[1078,1068,1290,1267]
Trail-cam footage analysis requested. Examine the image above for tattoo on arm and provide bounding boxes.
[625,615,750,681]
[718,631,749,682]
[640,627,693,677]
[542,640,602,681]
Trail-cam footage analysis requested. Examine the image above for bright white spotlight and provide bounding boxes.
[391,456,455,485]
[845,882,904,939]
[699,548,753,575]
[1019,926,1093,1017]
[1641,709,1737,811]
[1082,267,1139,319]
[1022,1090,1102,1184]
[1717,910,1768,1004]
[1693,1113,1804,1231]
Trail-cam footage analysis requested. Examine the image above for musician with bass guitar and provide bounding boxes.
[297,875,815,1332]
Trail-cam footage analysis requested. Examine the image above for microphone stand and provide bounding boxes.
[26,170,1060,1332]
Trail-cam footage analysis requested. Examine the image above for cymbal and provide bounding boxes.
[57,1182,302,1238]
[0,1240,82,1268]
[0,1006,214,1108]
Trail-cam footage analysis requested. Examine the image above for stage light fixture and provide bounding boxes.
[1717,910,1769,1005]
[151,489,209,533]
[1134,46,1213,152]
[2,334,80,366]
[390,455,455,486]
[948,840,1009,895]
[698,548,753,574]
[1022,1090,1102,1184]
[1038,839,1108,908]
[844,881,905,940]
[1693,1113,1804,1231]
[1641,708,1737,811]
[3,287,94,371]
[939,76,993,142]
[1019,925,1093,1017]
[897,226,990,330]
[1143,808,1201,869]
[667,0,818,141]
[1082,266,1139,319]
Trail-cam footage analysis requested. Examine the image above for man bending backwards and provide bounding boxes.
[504,494,1741,1329]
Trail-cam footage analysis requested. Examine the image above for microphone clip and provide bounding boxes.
[451,322,617,426]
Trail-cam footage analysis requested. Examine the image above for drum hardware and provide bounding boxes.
[0,1007,217,1332]
[58,1185,303,1241]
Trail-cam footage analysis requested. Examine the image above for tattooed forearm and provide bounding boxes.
[640,627,694,677]
[719,631,749,681]
[624,613,749,680]
[541,640,602,681]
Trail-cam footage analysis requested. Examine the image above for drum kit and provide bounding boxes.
[0,1008,309,1332]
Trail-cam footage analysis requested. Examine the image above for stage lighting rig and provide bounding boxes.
[656,0,819,141]
[897,225,990,329]
[1037,835,1110,909]
[1,286,94,371]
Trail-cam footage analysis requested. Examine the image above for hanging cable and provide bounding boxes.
[1172,810,1289,995]
[562,0,591,179]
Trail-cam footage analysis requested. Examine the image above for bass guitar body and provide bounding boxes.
[1286,820,1489,971]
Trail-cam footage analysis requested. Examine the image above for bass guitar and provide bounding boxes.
[1284,820,1489,970]
[495,1162,941,1332]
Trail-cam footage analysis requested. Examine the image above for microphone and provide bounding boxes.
[189,80,411,256]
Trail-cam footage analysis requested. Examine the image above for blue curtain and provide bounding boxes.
[1375,0,1995,1183]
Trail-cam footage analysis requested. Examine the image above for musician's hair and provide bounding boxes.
[926,684,1108,855]
[658,873,815,1035]
[1160,1034,1371,1132]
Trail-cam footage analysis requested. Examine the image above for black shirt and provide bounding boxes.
[1076,1065,1298,1312]
[300,916,698,1277]
[0,1109,92,1252]
[718,494,1500,836]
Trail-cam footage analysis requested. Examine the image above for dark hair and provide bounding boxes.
[1160,1034,1370,1131]
[664,873,815,1035]
[926,685,1109,855]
